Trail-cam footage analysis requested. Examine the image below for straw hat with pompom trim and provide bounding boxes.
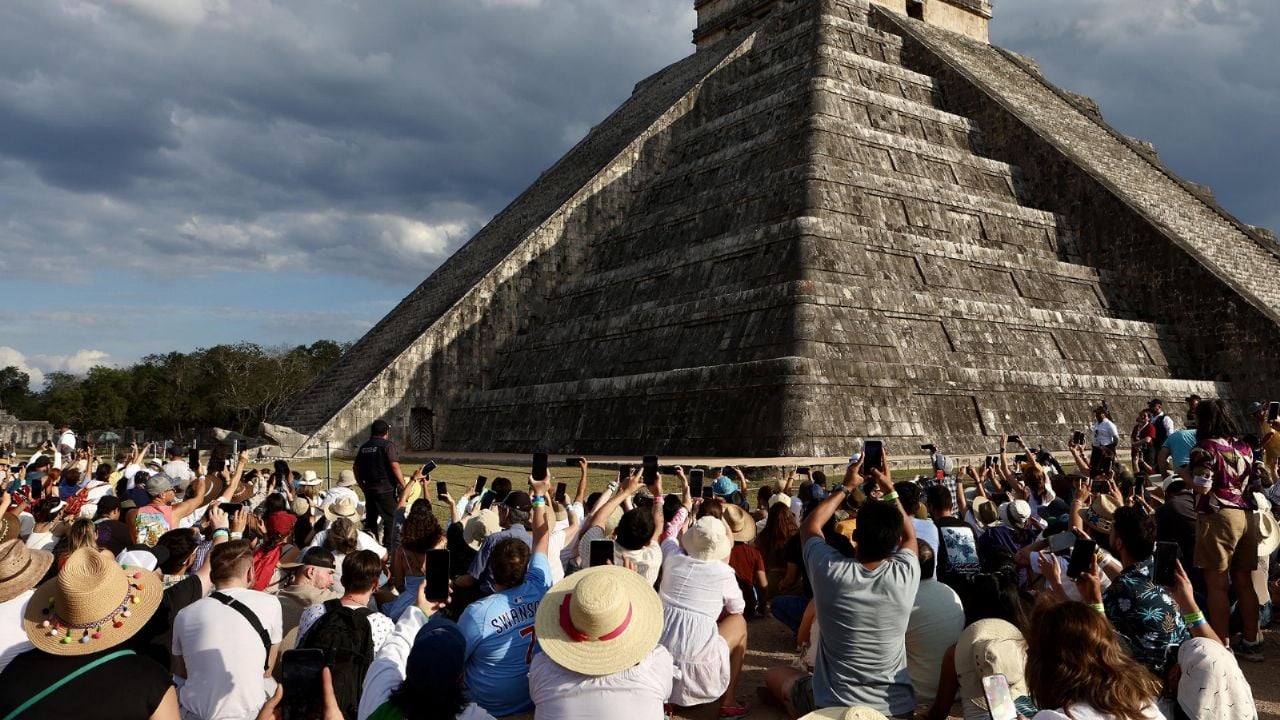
[23,547,162,655]
[799,707,889,720]
[533,566,663,677]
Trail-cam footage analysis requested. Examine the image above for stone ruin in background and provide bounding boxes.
[269,0,1280,459]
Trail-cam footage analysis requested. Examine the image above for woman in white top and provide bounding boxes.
[658,505,749,717]
[1027,600,1164,720]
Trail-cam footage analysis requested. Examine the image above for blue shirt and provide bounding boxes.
[1163,429,1197,469]
[458,552,552,716]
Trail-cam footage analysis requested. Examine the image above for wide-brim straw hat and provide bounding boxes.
[196,474,226,505]
[464,509,501,550]
[1080,494,1119,533]
[971,496,1000,529]
[337,470,358,488]
[24,548,162,655]
[722,503,757,543]
[799,708,889,720]
[534,565,663,676]
[0,515,18,544]
[299,471,322,486]
[0,540,53,603]
[768,493,792,509]
[680,516,732,562]
[324,496,360,523]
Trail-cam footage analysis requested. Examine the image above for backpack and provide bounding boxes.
[300,599,375,720]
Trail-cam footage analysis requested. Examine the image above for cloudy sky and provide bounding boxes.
[1,0,1276,387]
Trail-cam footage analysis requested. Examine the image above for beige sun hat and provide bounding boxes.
[799,707,889,720]
[0,540,53,603]
[1080,494,1119,533]
[298,470,322,487]
[955,618,1029,714]
[680,516,732,562]
[971,496,1000,529]
[464,509,502,550]
[24,548,162,655]
[1254,493,1280,558]
[336,470,358,488]
[768,492,792,509]
[324,496,360,523]
[534,565,663,676]
[722,503,757,543]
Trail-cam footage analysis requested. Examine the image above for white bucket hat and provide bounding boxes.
[680,516,732,562]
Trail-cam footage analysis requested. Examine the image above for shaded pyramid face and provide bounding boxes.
[275,0,1280,457]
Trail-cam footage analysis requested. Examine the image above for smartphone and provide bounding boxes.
[1006,434,1020,444]
[421,461,437,476]
[981,674,1017,720]
[984,455,994,468]
[219,502,243,517]
[1049,531,1076,553]
[1095,455,1113,476]
[1014,453,1029,464]
[474,476,488,495]
[618,466,630,483]
[554,482,567,504]
[797,466,810,476]
[187,447,199,468]
[688,469,704,498]
[1153,541,1179,586]
[282,648,326,720]
[425,548,450,601]
[1269,402,1280,423]
[436,481,448,501]
[920,444,936,453]
[1066,538,1097,580]
[721,465,734,476]
[564,457,584,466]
[1071,430,1085,445]
[1091,479,1110,494]
[642,455,659,482]
[590,539,614,567]
[861,440,884,473]
[532,453,548,481]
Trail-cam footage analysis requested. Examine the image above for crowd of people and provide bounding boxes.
[0,399,1273,720]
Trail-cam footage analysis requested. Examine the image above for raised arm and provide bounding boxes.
[572,456,590,505]
[587,469,639,531]
[529,477,552,557]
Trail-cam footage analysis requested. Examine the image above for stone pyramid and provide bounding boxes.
[273,0,1280,458]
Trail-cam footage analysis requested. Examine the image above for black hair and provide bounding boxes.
[893,481,922,516]
[371,419,390,436]
[918,539,936,580]
[853,500,903,562]
[490,477,512,502]
[615,507,655,551]
[811,471,828,487]
[663,494,682,524]
[1196,399,1239,442]
[261,493,287,517]
[157,529,198,574]
[388,679,466,720]
[342,550,383,593]
[585,492,603,514]
[1111,506,1155,562]
[925,484,952,514]
[965,570,1032,631]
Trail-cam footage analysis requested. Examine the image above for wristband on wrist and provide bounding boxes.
[212,528,229,538]
[229,531,243,540]
[881,491,899,502]
[1182,611,1205,625]
[1088,603,1105,613]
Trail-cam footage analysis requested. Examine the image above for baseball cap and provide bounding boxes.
[504,491,532,512]
[1248,401,1266,415]
[278,547,336,571]
[144,474,174,498]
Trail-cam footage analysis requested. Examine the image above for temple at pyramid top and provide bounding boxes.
[695,0,993,47]
[271,0,1278,460]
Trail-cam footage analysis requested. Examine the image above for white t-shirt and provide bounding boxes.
[529,645,676,719]
[547,520,568,584]
[162,460,194,486]
[905,579,965,706]
[1092,419,1120,447]
[173,587,284,720]
[309,529,387,560]
[295,600,394,651]
[1034,701,1164,720]
[58,431,76,453]
[0,591,35,674]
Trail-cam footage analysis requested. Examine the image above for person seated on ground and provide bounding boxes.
[1026,598,1164,719]
[757,496,798,593]
[381,499,446,621]
[905,541,965,708]
[922,617,1035,720]
[658,508,750,718]
[276,546,338,635]
[725,503,768,618]
[0,540,52,674]
[0,547,177,720]
[322,470,363,513]
[977,498,1036,560]
[770,499,819,634]
[765,453,919,720]
[357,581,495,720]
[453,491,534,599]
[530,564,674,719]
[1016,524,1119,603]
[456,477,554,717]
[312,496,388,557]
[574,470,663,585]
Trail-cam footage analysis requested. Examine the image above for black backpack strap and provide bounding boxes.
[211,591,272,670]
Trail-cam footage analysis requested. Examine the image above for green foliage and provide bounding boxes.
[0,340,348,437]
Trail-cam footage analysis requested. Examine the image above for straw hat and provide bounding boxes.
[534,565,663,676]
[463,509,501,550]
[24,548,162,655]
[196,474,226,505]
[722,503,757,543]
[799,708,889,720]
[299,471,322,487]
[336,470,358,488]
[1254,494,1280,558]
[680,516,732,562]
[1080,494,1119,533]
[971,497,1000,529]
[0,515,17,544]
[324,496,360,523]
[955,619,1028,713]
[0,540,53,603]
[768,493,792,510]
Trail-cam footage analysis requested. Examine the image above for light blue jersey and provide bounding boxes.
[458,552,552,716]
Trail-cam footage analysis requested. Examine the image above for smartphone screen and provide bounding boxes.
[797,466,810,476]
[1066,538,1097,580]
[701,486,715,500]
[1153,541,1179,586]
[1269,402,1280,423]
[1006,434,1020,443]
[1071,430,1085,445]
[1095,456,1113,476]
[425,549,450,601]
[187,447,199,468]
[618,466,630,483]
[982,674,1017,720]
[564,457,582,466]
[475,476,487,495]
[422,461,437,475]
[282,648,326,720]
[1049,531,1076,553]
[590,539,614,567]
[532,453,548,481]
[219,502,242,517]
[436,481,448,501]
[861,440,884,473]
[688,469,704,498]
[554,482,567,504]
[642,455,659,482]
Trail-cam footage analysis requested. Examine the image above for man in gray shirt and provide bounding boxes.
[763,454,920,718]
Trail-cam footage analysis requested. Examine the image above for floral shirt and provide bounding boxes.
[1103,557,1189,674]
[1189,437,1254,510]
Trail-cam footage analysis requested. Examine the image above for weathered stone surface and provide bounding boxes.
[0,409,53,447]
[275,0,1275,457]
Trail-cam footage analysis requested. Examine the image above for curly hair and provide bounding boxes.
[323,517,361,555]
[1027,601,1161,718]
[400,499,443,554]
